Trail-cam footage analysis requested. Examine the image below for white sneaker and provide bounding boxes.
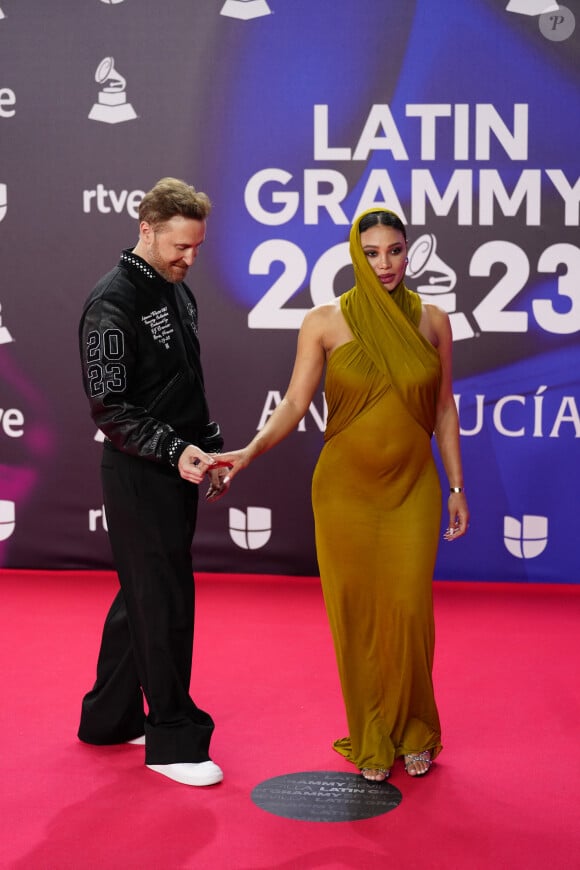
[146,761,223,786]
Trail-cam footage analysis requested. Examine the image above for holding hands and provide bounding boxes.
[177,445,216,484]
[205,459,234,502]
[176,441,258,502]
[176,445,233,502]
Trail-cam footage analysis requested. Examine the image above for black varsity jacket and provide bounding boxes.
[79,249,223,467]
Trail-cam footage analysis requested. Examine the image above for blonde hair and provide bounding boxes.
[138,177,211,226]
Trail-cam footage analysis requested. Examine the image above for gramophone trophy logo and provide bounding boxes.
[88,57,137,124]
[221,0,272,20]
[0,186,11,345]
[0,302,14,345]
[506,0,576,40]
[506,1,559,13]
[406,233,475,341]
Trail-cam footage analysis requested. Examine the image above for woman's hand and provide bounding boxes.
[205,459,233,502]
[215,448,253,484]
[443,491,470,541]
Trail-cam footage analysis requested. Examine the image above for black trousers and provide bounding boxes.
[78,446,215,765]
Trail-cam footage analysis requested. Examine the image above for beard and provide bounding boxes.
[158,264,188,283]
[147,244,188,284]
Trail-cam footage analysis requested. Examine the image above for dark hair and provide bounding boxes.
[138,177,211,226]
[358,210,407,242]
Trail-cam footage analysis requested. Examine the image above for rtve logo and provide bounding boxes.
[0,407,24,437]
[0,87,15,118]
[89,505,108,532]
[83,185,144,218]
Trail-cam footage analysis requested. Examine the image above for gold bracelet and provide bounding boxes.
[449,486,463,493]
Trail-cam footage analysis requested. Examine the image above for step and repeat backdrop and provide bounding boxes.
[0,0,578,582]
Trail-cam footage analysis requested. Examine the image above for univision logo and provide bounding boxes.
[503,514,548,559]
[229,506,271,549]
[0,499,15,542]
[0,183,7,222]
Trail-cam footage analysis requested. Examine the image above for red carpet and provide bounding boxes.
[0,570,578,869]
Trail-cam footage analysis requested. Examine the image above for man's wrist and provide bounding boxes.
[167,436,190,468]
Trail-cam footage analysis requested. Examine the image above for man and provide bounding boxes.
[78,177,228,787]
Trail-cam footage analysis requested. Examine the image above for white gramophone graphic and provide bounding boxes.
[0,185,13,345]
[221,0,272,20]
[88,57,137,124]
[0,302,14,345]
[406,233,475,341]
[506,1,559,14]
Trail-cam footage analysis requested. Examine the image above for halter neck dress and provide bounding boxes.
[311,209,443,770]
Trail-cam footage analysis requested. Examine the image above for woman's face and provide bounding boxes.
[360,224,407,292]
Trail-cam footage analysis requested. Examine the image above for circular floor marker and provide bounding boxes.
[251,770,402,822]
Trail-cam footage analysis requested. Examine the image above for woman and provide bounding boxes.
[220,208,469,781]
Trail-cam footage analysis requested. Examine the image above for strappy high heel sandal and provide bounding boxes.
[361,768,390,782]
[404,750,432,777]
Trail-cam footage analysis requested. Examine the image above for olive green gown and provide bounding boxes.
[311,209,444,771]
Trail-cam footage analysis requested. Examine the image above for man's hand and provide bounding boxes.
[177,445,215,484]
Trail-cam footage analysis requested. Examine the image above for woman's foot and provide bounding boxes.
[361,768,390,782]
[404,750,432,777]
